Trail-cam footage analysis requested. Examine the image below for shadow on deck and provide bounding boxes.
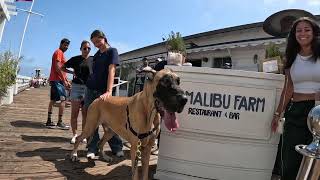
[0,87,158,179]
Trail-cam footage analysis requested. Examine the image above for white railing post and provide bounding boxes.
[16,75,31,93]
[13,79,18,95]
[112,77,129,97]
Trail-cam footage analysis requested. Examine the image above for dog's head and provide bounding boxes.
[142,67,187,132]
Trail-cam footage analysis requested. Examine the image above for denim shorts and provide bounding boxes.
[50,81,66,101]
[70,83,86,101]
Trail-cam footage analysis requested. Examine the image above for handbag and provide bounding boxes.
[275,73,288,134]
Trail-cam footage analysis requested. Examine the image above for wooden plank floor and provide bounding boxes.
[0,87,157,180]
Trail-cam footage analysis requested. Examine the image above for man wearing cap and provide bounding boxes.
[45,38,71,130]
[133,57,149,94]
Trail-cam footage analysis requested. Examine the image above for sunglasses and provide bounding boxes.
[83,47,91,51]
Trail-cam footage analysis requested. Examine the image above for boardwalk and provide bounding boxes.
[0,87,158,180]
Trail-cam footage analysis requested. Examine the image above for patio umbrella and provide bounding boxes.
[263,9,316,38]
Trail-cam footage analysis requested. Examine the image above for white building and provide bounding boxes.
[120,15,320,72]
[0,0,16,43]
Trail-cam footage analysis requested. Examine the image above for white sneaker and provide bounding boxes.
[115,150,124,157]
[86,152,95,159]
[70,134,77,144]
[82,138,87,144]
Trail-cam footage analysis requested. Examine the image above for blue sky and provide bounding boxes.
[1,0,320,76]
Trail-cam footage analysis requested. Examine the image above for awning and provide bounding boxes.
[120,37,287,64]
[121,52,167,64]
[187,38,286,53]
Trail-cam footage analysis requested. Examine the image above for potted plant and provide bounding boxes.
[165,31,186,65]
[261,43,284,74]
[0,51,20,104]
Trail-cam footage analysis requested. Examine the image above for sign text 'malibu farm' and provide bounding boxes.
[185,91,266,120]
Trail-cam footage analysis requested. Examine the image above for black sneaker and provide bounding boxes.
[45,121,56,129]
[56,121,70,130]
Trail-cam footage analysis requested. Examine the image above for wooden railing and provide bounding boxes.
[14,75,32,94]
[1,76,128,106]
[1,75,31,105]
[113,77,129,97]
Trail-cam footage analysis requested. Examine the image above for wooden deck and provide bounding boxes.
[0,87,158,180]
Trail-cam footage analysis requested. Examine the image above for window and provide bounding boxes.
[189,59,202,67]
[213,57,232,69]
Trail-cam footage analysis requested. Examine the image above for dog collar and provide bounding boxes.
[126,106,159,140]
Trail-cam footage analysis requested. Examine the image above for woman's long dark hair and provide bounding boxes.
[90,29,110,46]
[285,17,320,69]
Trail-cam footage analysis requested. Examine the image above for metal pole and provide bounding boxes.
[295,145,320,180]
[295,105,320,180]
[17,0,35,59]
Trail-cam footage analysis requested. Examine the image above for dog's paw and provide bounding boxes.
[70,153,79,162]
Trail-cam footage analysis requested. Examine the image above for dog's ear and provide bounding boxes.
[142,66,156,81]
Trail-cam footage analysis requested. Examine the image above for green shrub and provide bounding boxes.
[265,43,281,58]
[166,31,186,55]
[0,51,20,98]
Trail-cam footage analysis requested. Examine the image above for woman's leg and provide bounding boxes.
[272,135,282,176]
[281,101,315,179]
[80,102,87,143]
[84,89,100,155]
[71,100,81,135]
[282,123,305,180]
[81,101,87,131]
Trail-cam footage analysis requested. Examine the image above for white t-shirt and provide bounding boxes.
[290,54,320,93]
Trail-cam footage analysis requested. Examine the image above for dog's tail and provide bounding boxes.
[82,99,101,139]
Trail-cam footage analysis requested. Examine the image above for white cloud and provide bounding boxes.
[288,0,297,5]
[307,0,320,5]
[263,0,280,4]
[264,0,320,6]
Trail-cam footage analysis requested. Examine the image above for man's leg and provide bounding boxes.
[46,100,55,127]
[48,100,54,113]
[46,82,57,128]
[55,81,69,130]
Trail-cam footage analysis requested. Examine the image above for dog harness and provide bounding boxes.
[125,106,159,140]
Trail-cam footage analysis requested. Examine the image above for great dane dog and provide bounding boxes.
[71,68,187,180]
